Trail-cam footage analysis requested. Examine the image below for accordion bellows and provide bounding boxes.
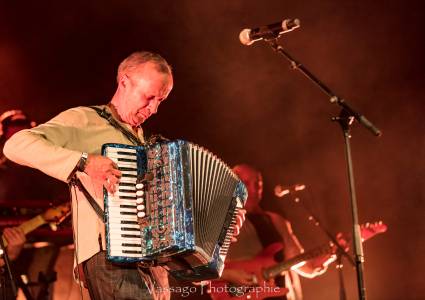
[102,140,247,281]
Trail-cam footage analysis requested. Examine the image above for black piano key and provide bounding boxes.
[122,174,137,178]
[119,189,136,193]
[120,196,137,200]
[121,234,141,238]
[121,220,138,225]
[119,167,138,172]
[119,205,137,209]
[122,250,142,254]
[121,227,140,231]
[120,211,137,215]
[116,151,137,156]
[117,158,137,163]
[122,243,142,247]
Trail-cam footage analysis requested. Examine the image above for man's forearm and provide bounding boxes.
[4,129,81,182]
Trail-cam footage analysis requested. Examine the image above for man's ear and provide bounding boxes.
[119,74,129,88]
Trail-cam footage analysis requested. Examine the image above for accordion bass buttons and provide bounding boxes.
[136,183,147,219]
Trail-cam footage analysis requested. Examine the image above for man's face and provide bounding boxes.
[119,62,173,127]
[235,166,263,212]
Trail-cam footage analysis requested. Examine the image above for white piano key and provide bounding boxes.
[109,226,140,231]
[109,233,141,240]
[106,147,137,154]
[107,201,137,207]
[109,240,141,246]
[109,238,142,244]
[109,158,137,167]
[121,170,138,176]
[107,215,138,221]
[117,191,137,197]
[108,210,137,217]
[107,203,137,209]
[119,177,137,184]
[110,251,143,257]
[118,186,136,191]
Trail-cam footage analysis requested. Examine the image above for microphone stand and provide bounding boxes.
[287,194,352,300]
[265,38,382,300]
[0,230,18,300]
[337,254,347,300]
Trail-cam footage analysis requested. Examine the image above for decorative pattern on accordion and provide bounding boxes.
[102,140,247,281]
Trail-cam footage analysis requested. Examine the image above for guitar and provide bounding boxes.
[1,202,71,247]
[209,221,387,300]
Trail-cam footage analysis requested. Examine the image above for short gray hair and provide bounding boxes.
[117,51,172,83]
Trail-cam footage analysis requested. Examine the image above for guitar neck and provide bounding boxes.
[1,215,46,247]
[264,244,332,279]
[262,222,386,280]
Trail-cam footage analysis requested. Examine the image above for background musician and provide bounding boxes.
[0,226,26,267]
[0,109,70,299]
[0,109,66,201]
[219,164,341,300]
[0,226,26,299]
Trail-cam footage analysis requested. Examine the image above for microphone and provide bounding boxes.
[274,184,306,198]
[239,18,301,46]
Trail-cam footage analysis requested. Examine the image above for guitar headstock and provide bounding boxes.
[360,221,388,242]
[41,202,71,225]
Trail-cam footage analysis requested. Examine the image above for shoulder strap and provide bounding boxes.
[70,177,105,222]
[90,105,143,146]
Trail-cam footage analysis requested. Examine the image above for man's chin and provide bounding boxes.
[133,117,147,127]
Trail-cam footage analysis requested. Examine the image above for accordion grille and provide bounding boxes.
[189,144,238,257]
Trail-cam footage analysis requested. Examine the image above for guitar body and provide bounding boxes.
[209,221,387,300]
[209,242,289,300]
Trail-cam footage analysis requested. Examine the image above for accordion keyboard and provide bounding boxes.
[104,146,144,259]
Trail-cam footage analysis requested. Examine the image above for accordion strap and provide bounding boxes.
[70,177,105,223]
[90,105,143,146]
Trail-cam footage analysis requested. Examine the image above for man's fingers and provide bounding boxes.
[4,228,25,244]
[236,211,245,228]
[239,208,246,219]
[107,173,120,185]
[104,176,118,194]
[5,228,19,239]
[111,168,122,178]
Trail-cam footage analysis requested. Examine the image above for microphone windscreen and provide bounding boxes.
[239,29,253,46]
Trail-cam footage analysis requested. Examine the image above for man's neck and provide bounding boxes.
[108,100,140,135]
[107,102,122,122]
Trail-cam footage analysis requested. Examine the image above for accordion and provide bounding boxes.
[102,140,247,281]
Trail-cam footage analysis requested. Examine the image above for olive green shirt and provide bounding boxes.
[4,105,144,264]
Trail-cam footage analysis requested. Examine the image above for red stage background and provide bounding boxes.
[1,1,424,299]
